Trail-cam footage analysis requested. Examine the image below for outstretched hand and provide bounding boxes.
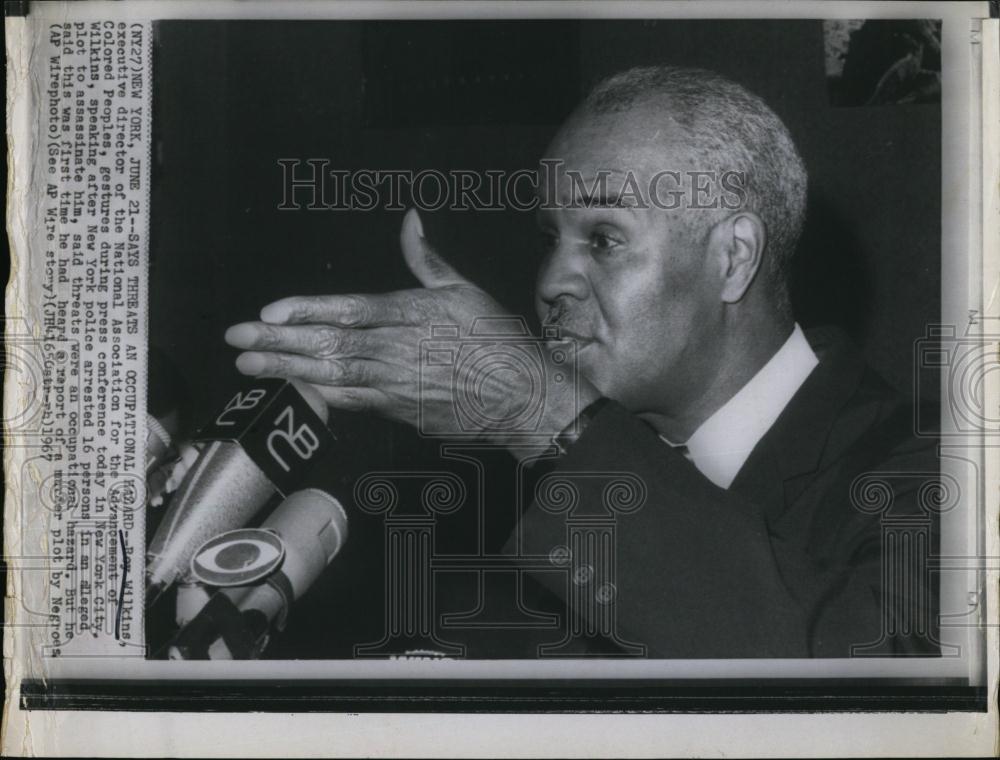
[224,210,590,445]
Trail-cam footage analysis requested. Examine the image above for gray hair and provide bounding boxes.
[580,66,807,315]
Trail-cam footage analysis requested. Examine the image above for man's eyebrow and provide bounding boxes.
[577,193,639,211]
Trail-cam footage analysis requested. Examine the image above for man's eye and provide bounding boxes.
[538,231,559,253]
[589,230,622,253]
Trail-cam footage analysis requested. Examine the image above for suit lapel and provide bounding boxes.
[729,327,869,520]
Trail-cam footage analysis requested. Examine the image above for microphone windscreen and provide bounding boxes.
[261,488,348,599]
[145,413,173,475]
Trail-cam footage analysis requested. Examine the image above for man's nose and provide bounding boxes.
[536,245,591,308]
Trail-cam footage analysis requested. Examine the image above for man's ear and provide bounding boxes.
[707,212,767,304]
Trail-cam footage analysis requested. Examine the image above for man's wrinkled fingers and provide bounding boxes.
[312,385,386,414]
[258,292,421,327]
[234,351,385,387]
[225,322,368,359]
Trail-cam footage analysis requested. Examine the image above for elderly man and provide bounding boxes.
[224,66,939,658]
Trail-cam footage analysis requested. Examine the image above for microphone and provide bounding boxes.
[145,413,174,476]
[147,440,203,509]
[145,378,334,606]
[167,488,349,659]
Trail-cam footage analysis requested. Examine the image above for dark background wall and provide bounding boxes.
[148,20,941,658]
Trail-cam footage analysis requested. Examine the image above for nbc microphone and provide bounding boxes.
[145,378,334,606]
[167,488,349,659]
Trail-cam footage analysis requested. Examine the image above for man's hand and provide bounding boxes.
[224,210,593,445]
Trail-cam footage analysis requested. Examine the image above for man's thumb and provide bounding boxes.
[400,208,468,288]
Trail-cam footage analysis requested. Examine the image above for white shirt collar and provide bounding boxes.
[662,324,819,489]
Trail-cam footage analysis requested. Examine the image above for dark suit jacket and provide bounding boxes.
[509,327,941,658]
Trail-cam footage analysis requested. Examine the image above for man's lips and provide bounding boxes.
[543,325,594,346]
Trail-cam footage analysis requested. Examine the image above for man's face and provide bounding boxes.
[535,109,726,420]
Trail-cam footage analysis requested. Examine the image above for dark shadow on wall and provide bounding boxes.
[791,194,873,344]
